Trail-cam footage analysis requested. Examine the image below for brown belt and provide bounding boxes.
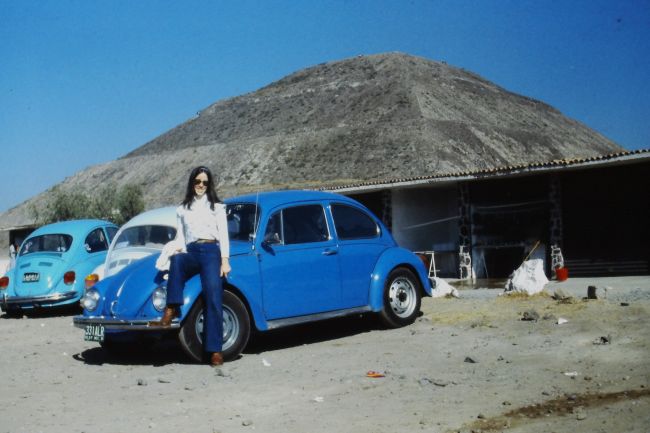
[194,239,217,244]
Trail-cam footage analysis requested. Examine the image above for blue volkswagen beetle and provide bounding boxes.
[0,219,118,315]
[73,191,432,361]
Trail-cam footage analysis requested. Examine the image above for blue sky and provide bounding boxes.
[1,0,649,213]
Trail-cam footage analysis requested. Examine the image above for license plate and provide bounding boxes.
[23,272,40,283]
[84,324,105,342]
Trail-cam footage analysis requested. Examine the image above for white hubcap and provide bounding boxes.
[388,277,416,318]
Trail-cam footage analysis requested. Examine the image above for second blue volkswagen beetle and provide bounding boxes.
[0,219,118,315]
[73,191,431,361]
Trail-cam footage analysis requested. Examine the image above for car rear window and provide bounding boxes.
[113,225,177,250]
[20,234,73,255]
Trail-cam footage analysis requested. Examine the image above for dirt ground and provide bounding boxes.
[1,276,649,433]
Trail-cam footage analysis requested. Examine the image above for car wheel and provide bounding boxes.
[178,290,251,363]
[379,267,422,328]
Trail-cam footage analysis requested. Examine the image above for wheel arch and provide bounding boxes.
[180,277,268,332]
[368,247,432,311]
[222,281,259,331]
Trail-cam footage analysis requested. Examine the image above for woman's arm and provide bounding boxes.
[220,256,231,277]
[174,208,186,250]
[216,204,231,276]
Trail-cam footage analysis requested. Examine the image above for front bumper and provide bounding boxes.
[1,290,78,309]
[73,315,181,330]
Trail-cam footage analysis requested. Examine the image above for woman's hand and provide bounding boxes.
[220,257,231,277]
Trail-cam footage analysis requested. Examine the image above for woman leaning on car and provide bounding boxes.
[149,166,231,367]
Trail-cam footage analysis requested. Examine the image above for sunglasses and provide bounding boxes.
[194,179,209,187]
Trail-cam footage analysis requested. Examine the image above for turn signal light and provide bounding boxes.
[0,276,8,289]
[63,271,75,285]
[84,273,99,289]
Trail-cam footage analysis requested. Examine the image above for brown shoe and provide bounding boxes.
[148,306,178,327]
[210,352,224,367]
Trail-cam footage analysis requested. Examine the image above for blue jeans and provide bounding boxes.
[167,242,223,353]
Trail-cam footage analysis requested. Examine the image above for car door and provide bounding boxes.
[259,203,342,319]
[330,202,387,307]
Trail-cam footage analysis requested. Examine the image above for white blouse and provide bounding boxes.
[176,195,230,258]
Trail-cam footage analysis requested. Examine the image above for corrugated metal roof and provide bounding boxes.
[322,149,650,192]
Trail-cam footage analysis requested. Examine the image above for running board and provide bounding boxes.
[266,306,373,330]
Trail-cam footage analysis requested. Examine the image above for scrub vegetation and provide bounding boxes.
[30,183,144,225]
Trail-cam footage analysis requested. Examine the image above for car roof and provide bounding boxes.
[120,206,177,229]
[28,219,117,238]
[82,192,358,238]
[226,190,358,210]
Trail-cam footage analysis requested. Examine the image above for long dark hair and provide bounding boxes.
[182,166,221,210]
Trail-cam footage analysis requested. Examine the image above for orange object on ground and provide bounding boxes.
[366,371,385,378]
[555,267,569,281]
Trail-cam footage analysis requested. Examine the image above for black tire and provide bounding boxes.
[2,307,23,318]
[178,290,251,362]
[379,267,422,328]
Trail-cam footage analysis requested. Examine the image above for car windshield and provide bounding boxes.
[113,225,177,250]
[20,234,73,256]
[227,203,260,241]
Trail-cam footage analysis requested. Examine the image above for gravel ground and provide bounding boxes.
[1,276,648,433]
[456,276,650,302]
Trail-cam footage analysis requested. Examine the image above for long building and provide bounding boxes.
[331,150,649,278]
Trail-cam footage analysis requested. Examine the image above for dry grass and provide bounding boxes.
[423,290,591,327]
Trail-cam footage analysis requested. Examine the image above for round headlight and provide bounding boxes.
[152,287,167,312]
[81,288,100,312]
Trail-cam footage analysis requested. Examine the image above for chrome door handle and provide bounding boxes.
[322,249,338,256]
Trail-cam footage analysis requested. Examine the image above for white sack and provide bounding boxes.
[431,277,460,298]
[503,259,548,295]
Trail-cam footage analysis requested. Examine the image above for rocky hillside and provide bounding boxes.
[0,52,622,228]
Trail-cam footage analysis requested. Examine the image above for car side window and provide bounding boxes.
[331,204,380,240]
[264,205,329,245]
[283,205,329,244]
[85,228,109,253]
[105,226,118,243]
[264,212,283,245]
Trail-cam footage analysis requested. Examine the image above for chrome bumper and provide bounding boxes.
[73,315,180,330]
[1,290,78,308]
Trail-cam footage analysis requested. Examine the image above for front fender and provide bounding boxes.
[368,247,432,311]
[89,255,163,319]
